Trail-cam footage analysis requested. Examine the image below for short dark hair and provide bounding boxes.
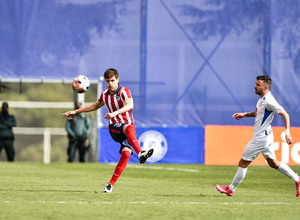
[104,68,119,79]
[257,75,272,88]
[2,101,8,108]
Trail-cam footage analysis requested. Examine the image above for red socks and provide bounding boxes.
[125,125,141,155]
[109,150,131,186]
[109,125,141,187]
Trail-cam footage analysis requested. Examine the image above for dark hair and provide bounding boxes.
[2,101,8,108]
[257,75,272,88]
[104,68,119,79]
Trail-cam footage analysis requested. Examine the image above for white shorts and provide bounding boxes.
[242,132,276,162]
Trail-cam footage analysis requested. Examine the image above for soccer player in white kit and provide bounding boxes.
[216,75,300,197]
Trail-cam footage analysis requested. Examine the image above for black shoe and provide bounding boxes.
[138,149,154,164]
[104,183,113,193]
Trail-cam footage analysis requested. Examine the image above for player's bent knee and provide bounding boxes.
[238,159,251,168]
[122,147,132,155]
[266,158,280,169]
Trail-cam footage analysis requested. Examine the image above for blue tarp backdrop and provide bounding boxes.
[1,0,300,163]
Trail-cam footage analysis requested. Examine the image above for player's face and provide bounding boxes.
[254,80,267,96]
[105,76,119,94]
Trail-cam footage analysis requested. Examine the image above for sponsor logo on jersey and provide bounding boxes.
[114,122,122,128]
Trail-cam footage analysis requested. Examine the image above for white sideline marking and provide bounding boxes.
[1,201,300,205]
[110,164,199,173]
[184,202,300,205]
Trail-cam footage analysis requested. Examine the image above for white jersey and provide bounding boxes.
[254,91,283,135]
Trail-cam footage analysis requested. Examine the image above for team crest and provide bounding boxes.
[138,130,168,163]
[116,95,121,101]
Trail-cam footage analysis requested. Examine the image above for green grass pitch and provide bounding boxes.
[0,163,299,220]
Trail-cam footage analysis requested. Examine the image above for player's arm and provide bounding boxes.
[232,111,256,120]
[3,115,17,128]
[279,108,293,145]
[62,100,105,119]
[104,97,133,120]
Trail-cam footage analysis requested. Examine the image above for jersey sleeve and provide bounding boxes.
[98,90,105,103]
[266,97,283,114]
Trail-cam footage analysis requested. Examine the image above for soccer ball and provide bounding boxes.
[72,75,90,93]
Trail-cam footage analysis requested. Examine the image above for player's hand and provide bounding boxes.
[232,113,245,120]
[104,111,119,120]
[61,110,76,120]
[285,135,293,145]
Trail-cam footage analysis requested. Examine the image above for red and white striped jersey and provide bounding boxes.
[98,84,134,125]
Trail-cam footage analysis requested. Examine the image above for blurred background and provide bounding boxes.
[1,0,300,164]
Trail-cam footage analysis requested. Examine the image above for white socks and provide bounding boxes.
[229,167,248,191]
[228,163,299,192]
[278,162,299,182]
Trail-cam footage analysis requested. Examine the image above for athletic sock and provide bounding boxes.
[125,125,142,155]
[230,167,248,191]
[109,150,131,186]
[278,162,299,182]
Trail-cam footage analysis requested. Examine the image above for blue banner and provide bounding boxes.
[99,126,204,164]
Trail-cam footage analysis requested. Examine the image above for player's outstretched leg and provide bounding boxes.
[125,125,142,155]
[277,162,300,197]
[216,185,235,196]
[138,148,154,164]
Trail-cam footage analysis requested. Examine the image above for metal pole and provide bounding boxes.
[97,77,104,128]
[140,0,147,113]
[43,128,51,164]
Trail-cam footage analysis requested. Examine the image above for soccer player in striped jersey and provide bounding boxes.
[216,75,300,197]
[62,68,154,193]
